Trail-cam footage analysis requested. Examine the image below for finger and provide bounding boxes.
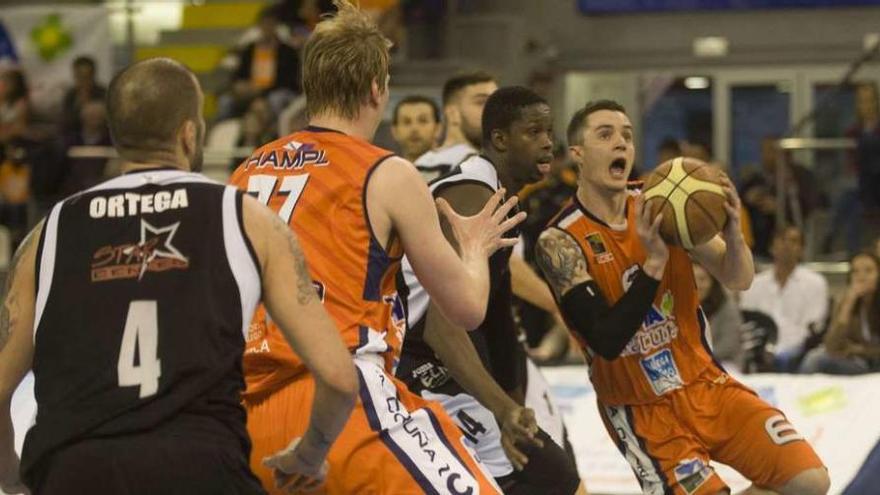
[650,213,663,236]
[495,238,521,249]
[495,211,527,233]
[502,437,528,470]
[302,476,326,492]
[491,194,519,223]
[481,188,506,217]
[435,197,458,222]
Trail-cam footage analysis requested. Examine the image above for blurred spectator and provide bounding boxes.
[218,6,301,120]
[682,140,712,163]
[852,82,880,209]
[239,97,278,149]
[800,252,880,374]
[0,143,30,247]
[277,0,335,48]
[657,137,682,165]
[62,100,111,194]
[390,95,441,163]
[399,0,446,59]
[739,226,829,372]
[693,262,743,369]
[0,68,29,145]
[61,56,107,135]
[740,136,823,258]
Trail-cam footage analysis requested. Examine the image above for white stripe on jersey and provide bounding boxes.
[403,155,500,326]
[221,186,261,339]
[33,202,63,343]
[604,404,667,495]
[415,143,476,170]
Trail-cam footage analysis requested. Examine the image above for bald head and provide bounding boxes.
[107,58,203,167]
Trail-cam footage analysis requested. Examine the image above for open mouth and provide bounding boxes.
[609,158,627,180]
[536,157,553,175]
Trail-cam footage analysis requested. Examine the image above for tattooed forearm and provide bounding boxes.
[270,215,317,305]
[535,228,590,299]
[0,223,41,350]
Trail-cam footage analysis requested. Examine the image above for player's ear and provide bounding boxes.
[568,144,583,162]
[181,120,197,159]
[490,128,506,152]
[369,77,384,107]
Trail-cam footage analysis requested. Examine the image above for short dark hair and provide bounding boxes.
[659,137,681,155]
[481,86,547,146]
[107,58,200,158]
[392,95,440,125]
[772,225,803,244]
[73,56,96,72]
[567,99,627,146]
[442,70,495,107]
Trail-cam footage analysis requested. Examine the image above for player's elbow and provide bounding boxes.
[457,301,487,331]
[724,272,753,292]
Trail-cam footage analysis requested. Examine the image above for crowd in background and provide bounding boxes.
[0,1,879,378]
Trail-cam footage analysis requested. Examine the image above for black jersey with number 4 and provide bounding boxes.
[20,169,262,486]
[396,155,525,395]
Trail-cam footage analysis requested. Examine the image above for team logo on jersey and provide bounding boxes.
[674,458,712,494]
[91,219,189,282]
[640,348,684,396]
[585,232,614,264]
[243,142,329,171]
[620,266,681,357]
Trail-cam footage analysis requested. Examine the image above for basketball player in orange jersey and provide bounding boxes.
[536,100,830,495]
[229,2,521,494]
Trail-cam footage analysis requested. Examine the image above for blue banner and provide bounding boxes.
[578,0,880,14]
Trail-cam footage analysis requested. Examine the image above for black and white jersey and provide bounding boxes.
[397,155,524,395]
[413,143,476,183]
[20,168,262,484]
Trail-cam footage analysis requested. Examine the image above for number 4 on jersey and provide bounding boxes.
[246,174,310,223]
[118,301,162,399]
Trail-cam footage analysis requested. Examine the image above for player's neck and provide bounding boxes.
[576,183,627,226]
[483,150,516,193]
[118,150,189,174]
[774,262,797,287]
[440,127,474,151]
[308,113,376,141]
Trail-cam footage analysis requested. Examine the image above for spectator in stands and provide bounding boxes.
[220,6,301,120]
[740,225,830,372]
[694,262,744,369]
[0,68,29,145]
[61,56,106,134]
[62,100,111,194]
[238,97,277,150]
[389,95,441,163]
[853,82,880,210]
[0,143,30,247]
[800,252,880,374]
[741,136,823,258]
[277,0,335,48]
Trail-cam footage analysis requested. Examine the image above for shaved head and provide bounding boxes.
[107,58,204,168]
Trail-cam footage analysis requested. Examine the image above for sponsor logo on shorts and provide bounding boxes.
[640,348,684,395]
[674,458,712,494]
[412,362,451,390]
[90,219,189,282]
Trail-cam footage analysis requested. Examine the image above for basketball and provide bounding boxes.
[642,157,728,249]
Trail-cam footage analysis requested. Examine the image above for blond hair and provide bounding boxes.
[302,0,391,120]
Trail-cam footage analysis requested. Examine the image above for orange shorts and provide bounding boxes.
[598,373,825,495]
[245,355,501,495]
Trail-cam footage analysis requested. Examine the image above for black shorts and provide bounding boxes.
[496,429,581,495]
[29,433,265,495]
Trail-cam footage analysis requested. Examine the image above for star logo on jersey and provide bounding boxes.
[91,220,190,283]
[124,220,189,280]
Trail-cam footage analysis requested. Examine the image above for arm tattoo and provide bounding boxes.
[535,228,589,299]
[270,215,317,305]
[0,223,41,350]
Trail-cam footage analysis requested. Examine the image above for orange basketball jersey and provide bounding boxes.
[548,192,724,406]
[229,126,405,398]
